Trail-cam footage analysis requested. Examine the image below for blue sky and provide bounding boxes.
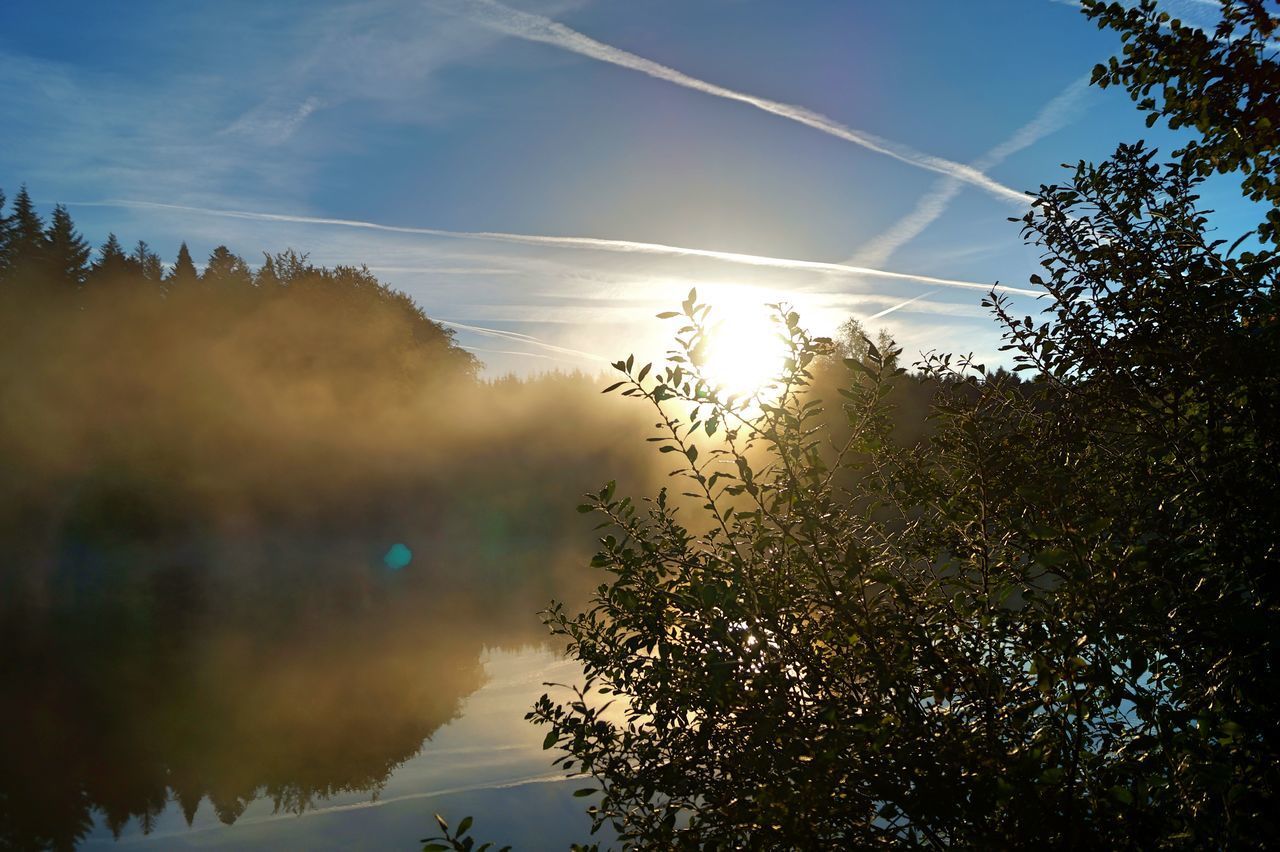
[0,0,1254,374]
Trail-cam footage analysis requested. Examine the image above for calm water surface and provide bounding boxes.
[79,648,591,851]
[0,525,603,851]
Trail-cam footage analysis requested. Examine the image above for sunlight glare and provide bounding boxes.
[698,301,790,401]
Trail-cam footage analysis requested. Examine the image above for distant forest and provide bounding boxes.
[0,185,942,849]
[0,185,478,375]
[0,185,668,614]
[0,187,666,847]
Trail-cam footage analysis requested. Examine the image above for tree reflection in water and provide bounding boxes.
[0,501,584,851]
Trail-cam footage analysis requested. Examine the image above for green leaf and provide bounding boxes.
[1035,547,1071,568]
[1110,786,1134,805]
[573,787,597,797]
[543,730,559,750]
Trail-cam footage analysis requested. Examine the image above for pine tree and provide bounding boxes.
[131,240,164,284]
[255,253,281,289]
[167,242,199,289]
[45,205,91,288]
[0,188,14,280]
[202,246,252,289]
[89,233,136,284]
[271,248,312,285]
[6,186,47,280]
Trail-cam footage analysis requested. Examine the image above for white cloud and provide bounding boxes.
[223,96,325,145]
[0,0,582,203]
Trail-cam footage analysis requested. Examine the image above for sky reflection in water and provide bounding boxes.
[0,525,603,851]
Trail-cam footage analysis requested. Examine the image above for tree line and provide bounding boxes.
[0,196,665,850]
[0,188,471,328]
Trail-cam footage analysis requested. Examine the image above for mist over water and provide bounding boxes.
[0,529,591,849]
[0,212,915,850]
[0,259,661,850]
[0,433,648,848]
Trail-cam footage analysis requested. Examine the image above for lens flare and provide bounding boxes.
[697,303,790,401]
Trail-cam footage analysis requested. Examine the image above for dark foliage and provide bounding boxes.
[1084,0,1280,241]
[506,2,1280,848]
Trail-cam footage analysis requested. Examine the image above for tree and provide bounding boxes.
[131,241,164,284]
[514,2,1279,848]
[269,248,312,286]
[45,205,91,288]
[89,233,136,285]
[201,245,252,289]
[256,253,281,289]
[167,242,199,290]
[1083,0,1280,241]
[829,314,896,370]
[4,186,47,281]
[0,188,13,279]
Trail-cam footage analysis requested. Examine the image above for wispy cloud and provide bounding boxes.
[0,1,573,206]
[67,199,1040,296]
[849,76,1092,267]
[223,96,325,145]
[0,50,291,207]
[439,0,1034,208]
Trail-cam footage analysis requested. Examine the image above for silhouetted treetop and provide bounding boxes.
[0,188,477,379]
[202,244,252,289]
[89,232,135,285]
[168,241,199,289]
[4,187,46,281]
[46,204,91,287]
[132,240,164,283]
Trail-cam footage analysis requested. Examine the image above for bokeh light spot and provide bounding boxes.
[383,542,412,570]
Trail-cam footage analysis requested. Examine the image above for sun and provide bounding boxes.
[696,302,791,401]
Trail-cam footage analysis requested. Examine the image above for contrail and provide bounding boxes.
[439,319,608,362]
[114,772,572,843]
[439,0,1033,208]
[364,265,520,275]
[463,345,556,360]
[439,320,543,344]
[865,289,937,321]
[849,75,1092,267]
[68,199,1039,296]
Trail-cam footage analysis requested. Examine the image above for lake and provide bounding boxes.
[74,648,592,851]
[0,522,607,851]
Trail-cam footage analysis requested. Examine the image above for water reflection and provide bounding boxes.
[0,511,591,850]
